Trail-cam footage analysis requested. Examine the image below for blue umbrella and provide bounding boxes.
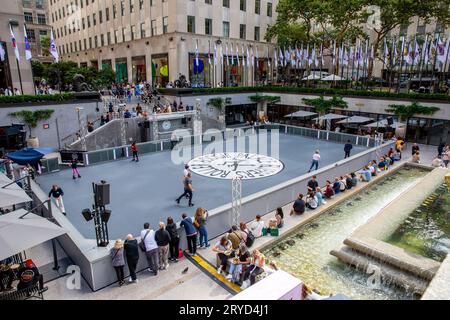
[7,147,54,165]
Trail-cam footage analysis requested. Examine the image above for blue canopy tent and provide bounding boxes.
[7,148,54,165]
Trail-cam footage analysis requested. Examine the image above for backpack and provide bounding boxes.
[245,230,255,248]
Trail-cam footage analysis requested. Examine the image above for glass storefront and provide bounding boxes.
[254,58,272,85]
[223,57,246,87]
[151,54,169,88]
[132,56,146,83]
[90,60,99,70]
[188,53,213,88]
[225,104,257,125]
[115,57,128,83]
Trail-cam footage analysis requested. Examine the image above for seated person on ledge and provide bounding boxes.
[305,191,318,210]
[213,236,233,275]
[290,194,305,215]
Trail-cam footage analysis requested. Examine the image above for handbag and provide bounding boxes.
[139,230,150,252]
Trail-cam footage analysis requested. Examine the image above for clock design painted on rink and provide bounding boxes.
[188,152,284,180]
[162,120,171,130]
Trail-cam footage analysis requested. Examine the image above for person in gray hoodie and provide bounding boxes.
[124,234,139,283]
[110,239,125,286]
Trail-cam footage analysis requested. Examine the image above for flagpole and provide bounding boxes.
[396,37,405,93]
[350,43,355,89]
[418,35,427,90]
[442,37,450,92]
[381,41,386,92]
[9,23,24,94]
[388,38,394,92]
[431,33,439,92]
[24,24,36,94]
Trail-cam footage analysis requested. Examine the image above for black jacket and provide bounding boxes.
[124,239,139,260]
[166,223,179,240]
[155,229,171,246]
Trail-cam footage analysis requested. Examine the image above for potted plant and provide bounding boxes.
[9,109,55,147]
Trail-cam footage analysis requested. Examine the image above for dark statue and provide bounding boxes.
[72,74,93,92]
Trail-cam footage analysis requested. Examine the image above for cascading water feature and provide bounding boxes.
[262,166,429,300]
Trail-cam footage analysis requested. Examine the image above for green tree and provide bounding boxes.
[9,109,55,138]
[44,61,78,89]
[385,102,440,140]
[364,0,450,77]
[40,36,50,56]
[302,95,348,116]
[266,0,368,46]
[31,60,45,79]
[249,95,281,104]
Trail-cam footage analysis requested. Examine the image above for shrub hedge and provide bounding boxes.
[159,86,450,101]
[0,93,75,104]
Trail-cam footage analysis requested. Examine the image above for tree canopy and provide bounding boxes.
[302,95,348,114]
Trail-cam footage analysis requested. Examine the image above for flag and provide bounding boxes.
[195,40,199,67]
[279,47,283,66]
[343,45,349,66]
[303,44,309,66]
[235,43,240,66]
[0,42,5,62]
[220,44,223,66]
[436,35,446,64]
[231,43,235,65]
[332,41,336,69]
[23,26,32,61]
[413,39,420,66]
[266,46,270,68]
[405,41,413,65]
[383,38,389,65]
[399,36,405,64]
[255,46,259,68]
[246,45,250,66]
[349,45,354,64]
[241,45,246,67]
[226,43,229,65]
[393,38,398,66]
[10,25,20,61]
[284,48,290,66]
[274,47,278,68]
[214,42,218,65]
[311,45,318,67]
[208,41,211,65]
[422,35,429,66]
[320,44,324,66]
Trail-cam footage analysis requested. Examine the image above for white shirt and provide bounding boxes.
[312,153,321,161]
[250,220,265,237]
[140,229,158,251]
[5,88,12,96]
[183,168,189,177]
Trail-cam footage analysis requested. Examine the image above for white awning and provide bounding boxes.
[0,209,67,261]
[284,111,317,118]
[364,119,406,129]
[321,74,345,81]
[0,173,32,208]
[312,113,349,121]
[337,115,374,124]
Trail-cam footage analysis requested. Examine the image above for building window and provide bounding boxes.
[240,24,246,39]
[39,30,47,37]
[94,35,98,48]
[122,27,126,42]
[27,29,36,41]
[163,17,168,34]
[82,18,85,29]
[223,0,230,7]
[99,11,103,23]
[131,25,136,40]
[130,0,134,13]
[121,0,125,16]
[114,30,119,43]
[84,38,87,50]
[139,0,144,10]
[255,0,260,14]
[436,21,444,33]
[100,34,103,46]
[89,37,92,49]
[80,0,83,8]
[107,32,111,45]
[187,16,195,33]
[78,40,82,51]
[140,23,146,38]
[267,2,272,17]
[223,21,230,38]
[87,16,91,28]
[93,13,96,26]
[240,0,246,11]
[113,4,117,18]
[399,23,408,36]
[106,8,110,21]
[151,19,157,36]
[24,12,33,23]
[22,0,32,8]
[70,43,73,53]
[254,26,260,41]
[205,18,212,35]
[205,0,212,4]
[36,0,44,9]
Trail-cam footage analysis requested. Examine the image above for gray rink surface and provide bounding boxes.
[37,133,367,239]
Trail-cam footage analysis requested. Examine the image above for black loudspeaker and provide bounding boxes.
[144,121,150,128]
[101,209,111,223]
[181,118,187,124]
[95,182,110,206]
[82,209,93,221]
[387,117,394,125]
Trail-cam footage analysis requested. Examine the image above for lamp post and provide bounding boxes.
[76,107,87,151]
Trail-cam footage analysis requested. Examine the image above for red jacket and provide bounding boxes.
[131,144,138,152]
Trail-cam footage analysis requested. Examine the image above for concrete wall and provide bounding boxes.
[0,101,101,148]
